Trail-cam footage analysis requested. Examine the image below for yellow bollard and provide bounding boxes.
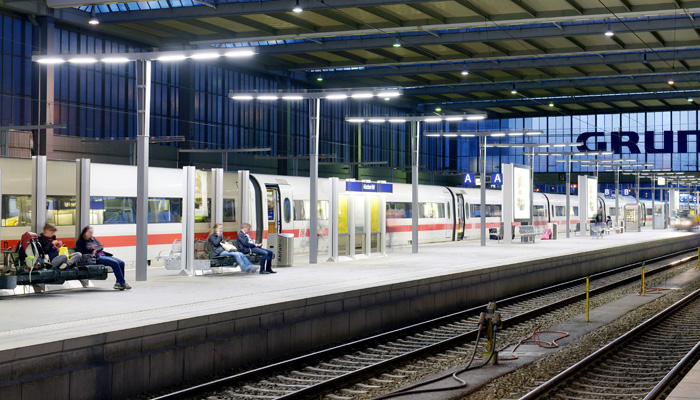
[585,276,590,322]
[642,265,646,296]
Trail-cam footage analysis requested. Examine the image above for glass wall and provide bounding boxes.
[444,111,700,175]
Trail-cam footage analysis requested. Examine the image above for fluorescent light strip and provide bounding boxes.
[423,118,442,122]
[257,95,279,100]
[507,132,523,136]
[445,117,463,121]
[232,95,254,100]
[325,94,348,100]
[389,119,407,123]
[381,92,401,98]
[225,49,256,57]
[347,118,365,123]
[351,93,374,99]
[461,134,476,137]
[157,55,187,61]
[526,131,543,135]
[68,58,97,64]
[37,58,66,64]
[466,115,486,120]
[282,95,304,100]
[368,118,386,123]
[490,133,506,137]
[443,134,458,137]
[190,53,221,60]
[101,57,130,63]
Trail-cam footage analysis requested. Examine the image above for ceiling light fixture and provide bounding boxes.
[435,107,442,112]
[316,75,323,82]
[68,57,97,64]
[393,39,401,48]
[688,97,694,102]
[461,70,469,76]
[605,23,614,36]
[668,78,675,85]
[511,85,517,94]
[157,54,188,62]
[89,6,99,25]
[549,102,554,107]
[293,0,302,13]
[190,53,221,60]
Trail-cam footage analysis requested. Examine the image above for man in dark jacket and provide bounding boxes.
[237,223,275,274]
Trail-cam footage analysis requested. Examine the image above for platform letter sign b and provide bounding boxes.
[463,173,475,185]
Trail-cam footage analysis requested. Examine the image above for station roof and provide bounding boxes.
[5,0,700,118]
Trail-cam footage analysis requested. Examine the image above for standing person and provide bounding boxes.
[595,207,605,237]
[38,222,82,269]
[76,225,131,290]
[208,223,256,273]
[237,223,275,274]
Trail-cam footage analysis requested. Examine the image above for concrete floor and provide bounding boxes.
[0,227,692,354]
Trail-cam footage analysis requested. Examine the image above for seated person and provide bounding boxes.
[38,222,82,269]
[237,223,275,275]
[208,223,256,273]
[76,225,131,290]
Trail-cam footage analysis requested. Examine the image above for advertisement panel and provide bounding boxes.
[513,166,531,220]
[587,177,598,217]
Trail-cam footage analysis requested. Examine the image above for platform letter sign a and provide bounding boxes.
[491,173,503,186]
[463,173,475,185]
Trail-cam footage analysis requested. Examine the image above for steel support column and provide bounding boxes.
[309,98,321,263]
[615,167,620,228]
[212,168,224,225]
[566,155,571,238]
[480,136,486,246]
[411,121,420,253]
[76,158,90,240]
[31,156,47,234]
[135,59,151,281]
[32,17,55,158]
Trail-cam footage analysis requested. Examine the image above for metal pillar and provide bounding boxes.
[636,172,640,204]
[614,167,619,228]
[309,98,320,263]
[75,158,90,239]
[348,194,355,259]
[212,168,224,225]
[239,170,250,225]
[566,155,571,238]
[480,136,486,246]
[135,59,151,281]
[181,166,195,276]
[652,175,656,230]
[379,192,387,255]
[364,193,371,257]
[32,17,55,158]
[31,156,47,234]
[530,147,534,228]
[328,177,339,262]
[411,121,420,253]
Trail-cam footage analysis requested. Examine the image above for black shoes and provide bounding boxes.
[260,271,270,274]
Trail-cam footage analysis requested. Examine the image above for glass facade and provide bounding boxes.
[435,112,700,174]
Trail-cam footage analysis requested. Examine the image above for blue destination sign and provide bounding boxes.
[491,173,503,186]
[577,130,700,154]
[462,173,475,185]
[346,181,393,193]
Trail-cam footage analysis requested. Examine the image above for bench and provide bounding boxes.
[516,225,537,243]
[0,250,109,292]
[193,240,262,274]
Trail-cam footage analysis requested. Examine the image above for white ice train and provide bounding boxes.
[0,158,658,264]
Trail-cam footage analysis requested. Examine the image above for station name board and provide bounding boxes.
[462,173,502,186]
[577,130,700,154]
[346,181,393,193]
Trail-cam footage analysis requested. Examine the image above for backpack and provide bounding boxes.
[541,228,552,240]
[15,232,46,272]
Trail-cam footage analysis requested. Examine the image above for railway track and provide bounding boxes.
[151,249,698,400]
[519,285,700,400]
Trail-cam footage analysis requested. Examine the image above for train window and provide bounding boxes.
[386,202,412,218]
[573,206,579,216]
[446,202,450,219]
[470,204,501,218]
[533,205,545,217]
[554,206,565,217]
[647,208,653,216]
[294,200,307,220]
[90,197,136,224]
[317,201,329,220]
[608,208,617,216]
[148,198,182,223]
[2,195,31,227]
[223,199,236,222]
[283,198,291,223]
[419,203,445,218]
[45,196,76,226]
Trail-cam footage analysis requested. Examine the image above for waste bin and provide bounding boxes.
[268,233,294,267]
[548,223,558,240]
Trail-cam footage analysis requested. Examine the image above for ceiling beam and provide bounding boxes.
[510,0,538,17]
[310,9,361,29]
[407,3,447,23]
[182,19,235,36]
[564,0,584,14]
[269,13,319,32]
[245,18,698,56]
[310,48,700,80]
[223,16,278,35]
[404,72,700,96]
[359,6,403,26]
[565,36,587,51]
[453,0,490,19]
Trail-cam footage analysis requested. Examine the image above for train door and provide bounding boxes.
[265,185,282,235]
[277,184,294,235]
[456,194,465,240]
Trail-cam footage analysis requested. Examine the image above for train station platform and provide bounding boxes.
[1,228,699,399]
